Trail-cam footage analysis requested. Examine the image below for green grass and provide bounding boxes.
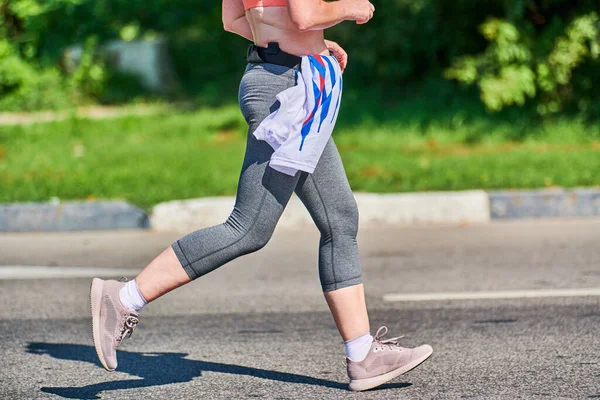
[1,95,599,210]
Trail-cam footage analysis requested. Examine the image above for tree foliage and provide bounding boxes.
[1,0,599,116]
[446,10,600,115]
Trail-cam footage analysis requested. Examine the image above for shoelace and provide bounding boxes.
[116,276,139,342]
[117,315,139,342]
[373,326,405,351]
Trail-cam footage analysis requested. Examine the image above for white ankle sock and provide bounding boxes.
[119,279,147,312]
[345,332,374,362]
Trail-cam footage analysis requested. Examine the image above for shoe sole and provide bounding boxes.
[90,278,114,372]
[348,347,433,392]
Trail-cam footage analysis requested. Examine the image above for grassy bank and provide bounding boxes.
[1,98,599,210]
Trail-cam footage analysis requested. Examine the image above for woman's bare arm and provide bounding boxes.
[287,0,375,31]
[222,0,253,40]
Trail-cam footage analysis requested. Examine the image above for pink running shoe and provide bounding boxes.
[347,326,433,391]
[90,278,139,371]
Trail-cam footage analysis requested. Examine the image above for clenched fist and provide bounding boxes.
[343,0,375,24]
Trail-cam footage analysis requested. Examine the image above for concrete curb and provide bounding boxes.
[1,188,599,232]
[489,188,600,219]
[0,201,149,232]
[151,191,491,233]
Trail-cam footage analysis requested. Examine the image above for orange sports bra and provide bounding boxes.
[243,0,287,10]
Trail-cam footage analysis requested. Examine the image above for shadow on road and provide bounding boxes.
[27,343,411,399]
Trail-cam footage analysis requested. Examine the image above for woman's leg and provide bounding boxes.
[135,247,190,302]
[137,136,301,302]
[324,284,370,341]
[294,138,370,341]
[91,63,301,372]
[135,63,300,302]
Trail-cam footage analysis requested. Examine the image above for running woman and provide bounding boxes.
[90,0,433,392]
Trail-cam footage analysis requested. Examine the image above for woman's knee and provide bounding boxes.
[224,214,276,254]
[320,197,359,238]
[244,224,274,253]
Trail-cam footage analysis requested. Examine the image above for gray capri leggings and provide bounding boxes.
[172,62,362,292]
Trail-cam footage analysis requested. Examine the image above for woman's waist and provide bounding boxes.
[251,30,328,57]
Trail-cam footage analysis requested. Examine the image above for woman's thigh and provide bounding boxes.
[172,63,302,279]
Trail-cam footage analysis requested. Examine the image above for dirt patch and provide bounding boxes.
[0,104,168,126]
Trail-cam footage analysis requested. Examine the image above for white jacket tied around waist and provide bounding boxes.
[253,54,343,176]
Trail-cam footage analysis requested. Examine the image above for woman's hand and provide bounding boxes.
[325,39,348,72]
[343,0,375,24]
[287,0,374,32]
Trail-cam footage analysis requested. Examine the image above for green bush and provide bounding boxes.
[0,66,71,111]
[446,12,600,116]
[0,38,71,110]
[0,0,149,110]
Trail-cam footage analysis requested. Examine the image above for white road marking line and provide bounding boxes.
[383,288,600,302]
[0,266,142,280]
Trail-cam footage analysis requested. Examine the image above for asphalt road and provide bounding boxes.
[1,219,599,399]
